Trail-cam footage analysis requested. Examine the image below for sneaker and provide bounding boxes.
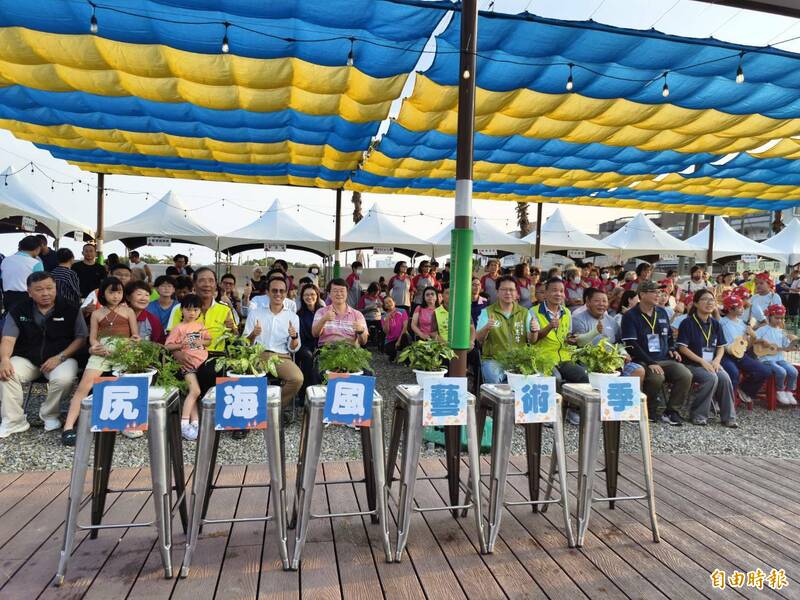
[232,429,249,440]
[566,408,580,426]
[61,428,77,446]
[121,429,144,439]
[691,416,707,426]
[722,421,739,429]
[737,390,754,405]
[42,418,62,432]
[181,421,198,441]
[777,391,794,405]
[787,392,798,406]
[0,420,30,439]
[662,410,684,426]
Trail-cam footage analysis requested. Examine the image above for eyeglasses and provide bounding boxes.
[698,297,716,303]
[269,288,286,295]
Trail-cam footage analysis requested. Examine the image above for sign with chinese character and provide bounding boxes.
[423,377,468,426]
[511,376,557,423]
[91,376,149,433]
[71,230,84,241]
[740,254,758,263]
[215,376,268,430]
[147,236,172,247]
[600,376,641,421]
[264,243,287,252]
[658,254,677,262]
[323,375,375,426]
[478,248,498,256]
[21,216,36,232]
[567,249,586,259]
[373,246,393,255]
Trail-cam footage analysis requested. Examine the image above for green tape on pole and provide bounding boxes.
[333,260,341,278]
[449,227,473,350]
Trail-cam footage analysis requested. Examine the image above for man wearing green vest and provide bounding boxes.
[476,275,538,383]
[434,285,480,388]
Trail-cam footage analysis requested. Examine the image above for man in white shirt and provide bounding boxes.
[244,275,303,408]
[1,235,43,313]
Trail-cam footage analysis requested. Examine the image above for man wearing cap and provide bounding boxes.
[621,280,692,425]
[719,292,770,406]
[747,273,782,327]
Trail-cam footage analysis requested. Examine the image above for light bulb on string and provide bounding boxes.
[221,22,230,54]
[346,38,354,67]
[736,52,744,84]
[30,164,34,174]
[661,72,670,98]
[3,177,7,187]
[89,3,98,34]
[566,63,574,92]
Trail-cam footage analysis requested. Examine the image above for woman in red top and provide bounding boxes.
[410,261,438,308]
[480,258,501,304]
[410,286,439,340]
[514,263,536,308]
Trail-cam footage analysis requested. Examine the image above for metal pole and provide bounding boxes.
[706,216,715,269]
[534,202,543,267]
[334,189,342,278]
[96,172,105,262]
[446,0,478,520]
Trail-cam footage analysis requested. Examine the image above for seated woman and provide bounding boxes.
[126,280,166,344]
[381,296,409,361]
[755,304,799,405]
[410,286,438,340]
[676,289,737,428]
[357,282,384,347]
[719,293,771,406]
[296,283,323,402]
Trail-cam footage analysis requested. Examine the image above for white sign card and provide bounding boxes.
[21,216,36,232]
[478,248,498,256]
[264,243,287,252]
[600,376,641,421]
[740,254,758,263]
[511,376,557,423]
[567,249,586,259]
[422,377,468,426]
[147,236,172,247]
[373,246,394,255]
[71,230,84,241]
[658,254,677,262]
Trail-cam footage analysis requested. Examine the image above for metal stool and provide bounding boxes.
[469,384,575,550]
[290,384,391,569]
[181,385,289,575]
[387,384,486,562]
[55,388,183,585]
[553,383,659,547]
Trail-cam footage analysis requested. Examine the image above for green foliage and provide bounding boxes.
[397,339,456,372]
[212,331,279,376]
[318,342,372,375]
[108,337,186,394]
[572,339,627,374]
[496,345,556,376]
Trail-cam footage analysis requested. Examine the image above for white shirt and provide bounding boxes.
[1,252,43,292]
[249,295,296,313]
[244,303,300,354]
[748,292,782,324]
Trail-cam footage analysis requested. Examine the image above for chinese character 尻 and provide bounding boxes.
[710,569,726,590]
[99,385,140,421]
[728,570,745,588]
[607,382,635,413]
[521,383,550,414]
[330,382,366,417]
[430,384,461,417]
[747,568,766,590]
[767,568,787,590]
[222,384,259,420]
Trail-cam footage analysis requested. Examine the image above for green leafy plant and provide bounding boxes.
[496,345,557,376]
[572,339,626,374]
[108,337,186,394]
[397,339,456,372]
[318,342,372,376]
[213,331,279,376]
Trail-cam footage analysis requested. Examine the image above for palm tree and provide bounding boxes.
[515,202,531,236]
[351,191,363,223]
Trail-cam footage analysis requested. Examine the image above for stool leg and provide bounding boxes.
[542,402,568,513]
[289,405,310,530]
[264,400,290,570]
[360,426,379,524]
[201,431,221,521]
[395,400,423,562]
[524,423,542,512]
[369,400,392,563]
[147,402,173,578]
[168,402,188,533]
[466,398,488,554]
[486,401,512,552]
[576,402,601,547]
[602,421,621,509]
[291,401,324,570]
[385,404,404,489]
[180,401,216,577]
[444,425,461,519]
[553,407,575,548]
[639,404,660,543]
[90,431,116,539]
[461,401,490,518]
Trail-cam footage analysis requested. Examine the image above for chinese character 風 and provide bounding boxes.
[330,382,366,417]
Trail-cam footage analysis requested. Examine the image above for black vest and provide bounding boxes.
[9,298,80,365]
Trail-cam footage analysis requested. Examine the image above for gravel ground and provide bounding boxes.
[2,350,800,473]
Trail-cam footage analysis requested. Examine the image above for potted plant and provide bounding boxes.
[318,341,372,380]
[496,345,557,389]
[109,337,186,394]
[397,339,456,386]
[213,332,280,378]
[571,340,627,389]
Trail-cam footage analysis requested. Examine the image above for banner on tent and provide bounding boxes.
[478,248,497,256]
[567,249,586,259]
[71,230,83,241]
[658,254,677,262]
[147,236,172,247]
[373,246,393,255]
[741,254,758,263]
[264,243,286,252]
[21,216,36,232]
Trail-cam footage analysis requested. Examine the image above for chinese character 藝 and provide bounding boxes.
[99,385,140,421]
[767,568,787,590]
[521,383,550,414]
[710,569,726,590]
[222,384,259,420]
[430,384,461,417]
[747,569,766,590]
[728,570,745,588]
[607,382,635,413]
[330,382,366,417]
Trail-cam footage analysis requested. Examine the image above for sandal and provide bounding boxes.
[61,429,77,447]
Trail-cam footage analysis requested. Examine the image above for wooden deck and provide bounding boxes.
[0,453,798,599]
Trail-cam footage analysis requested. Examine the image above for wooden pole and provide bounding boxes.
[334,189,342,278]
[534,202,543,266]
[706,216,715,269]
[96,172,105,261]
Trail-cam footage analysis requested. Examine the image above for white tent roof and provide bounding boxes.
[761,218,800,265]
[104,191,218,249]
[685,216,785,262]
[603,213,704,261]
[218,198,334,256]
[521,207,616,255]
[340,208,431,254]
[429,217,529,256]
[0,166,92,239]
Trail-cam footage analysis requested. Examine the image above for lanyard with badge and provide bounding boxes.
[693,315,715,362]
[641,310,661,353]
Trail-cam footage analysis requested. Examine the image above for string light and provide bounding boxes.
[661,72,670,98]
[566,63,574,91]
[346,37,354,67]
[221,22,230,54]
[89,3,98,34]
[736,51,744,84]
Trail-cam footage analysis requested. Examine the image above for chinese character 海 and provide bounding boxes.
[222,384,259,420]
[521,383,550,414]
[607,382,635,412]
[99,385,140,421]
[710,569,726,590]
[330,382,366,417]
[430,384,461,417]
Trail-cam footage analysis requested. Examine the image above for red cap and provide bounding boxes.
[722,295,742,311]
[755,272,774,285]
[765,303,786,317]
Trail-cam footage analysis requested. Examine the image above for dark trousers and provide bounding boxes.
[295,346,321,405]
[554,361,589,384]
[721,353,771,397]
[643,359,692,414]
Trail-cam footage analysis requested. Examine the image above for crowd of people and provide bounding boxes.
[0,237,797,445]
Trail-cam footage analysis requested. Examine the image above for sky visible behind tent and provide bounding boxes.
[1,0,798,264]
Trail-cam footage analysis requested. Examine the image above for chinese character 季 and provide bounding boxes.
[728,570,745,588]
[767,568,787,590]
[747,568,766,590]
[222,384,259,420]
[330,382,366,417]
[606,382,635,413]
[99,385,140,422]
[430,384,461,418]
[521,383,550,414]
[710,569,726,590]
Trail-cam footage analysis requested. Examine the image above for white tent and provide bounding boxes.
[521,207,617,256]
[218,198,334,256]
[603,213,704,261]
[685,216,785,262]
[761,217,800,265]
[104,191,218,249]
[0,166,93,239]
[429,217,529,256]
[340,208,431,254]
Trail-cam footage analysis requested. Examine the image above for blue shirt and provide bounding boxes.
[147,299,177,331]
[676,314,727,364]
[620,305,673,363]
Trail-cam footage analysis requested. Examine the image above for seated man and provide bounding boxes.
[621,280,692,426]
[312,278,369,347]
[0,272,87,438]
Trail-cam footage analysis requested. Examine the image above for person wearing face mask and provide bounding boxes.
[564,267,584,307]
[346,261,363,308]
[683,265,709,294]
[599,268,616,294]
[307,264,321,287]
